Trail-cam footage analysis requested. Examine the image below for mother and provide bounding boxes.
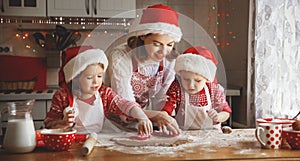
[106,4,182,135]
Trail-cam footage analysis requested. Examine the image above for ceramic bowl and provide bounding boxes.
[282,127,300,149]
[75,133,88,143]
[256,118,296,128]
[40,128,76,151]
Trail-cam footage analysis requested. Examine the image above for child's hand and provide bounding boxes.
[63,108,75,127]
[207,109,219,122]
[137,118,153,136]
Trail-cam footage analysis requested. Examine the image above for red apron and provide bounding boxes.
[175,82,221,130]
[130,57,164,109]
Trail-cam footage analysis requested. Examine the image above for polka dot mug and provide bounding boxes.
[255,123,282,149]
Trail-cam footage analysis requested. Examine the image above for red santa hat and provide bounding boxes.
[62,46,108,83]
[58,46,108,106]
[128,4,182,42]
[175,46,217,82]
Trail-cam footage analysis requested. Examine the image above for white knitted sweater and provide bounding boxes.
[105,43,176,110]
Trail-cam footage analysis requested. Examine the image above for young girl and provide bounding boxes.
[162,46,232,130]
[106,4,182,134]
[44,46,153,135]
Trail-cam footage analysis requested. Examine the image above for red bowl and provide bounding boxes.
[282,127,300,149]
[75,133,88,143]
[256,118,296,128]
[40,129,76,151]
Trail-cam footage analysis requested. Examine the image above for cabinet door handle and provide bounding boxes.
[93,0,97,15]
[85,0,90,15]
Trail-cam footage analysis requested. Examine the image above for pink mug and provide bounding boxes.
[255,123,282,149]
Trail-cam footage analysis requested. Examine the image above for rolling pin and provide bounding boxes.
[80,132,98,156]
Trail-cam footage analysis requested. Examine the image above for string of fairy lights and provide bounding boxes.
[1,17,130,54]
[208,0,237,48]
[2,0,237,55]
[207,0,219,44]
[14,27,127,54]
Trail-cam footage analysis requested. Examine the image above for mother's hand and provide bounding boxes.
[145,110,181,135]
[138,118,153,136]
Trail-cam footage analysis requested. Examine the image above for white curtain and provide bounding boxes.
[255,0,300,118]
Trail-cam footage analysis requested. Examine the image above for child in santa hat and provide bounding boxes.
[162,46,232,130]
[44,46,153,135]
[106,4,182,135]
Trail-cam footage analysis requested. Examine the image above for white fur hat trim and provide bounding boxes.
[175,53,217,82]
[63,49,108,83]
[128,22,182,42]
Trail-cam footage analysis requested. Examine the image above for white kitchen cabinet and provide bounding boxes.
[97,0,136,18]
[47,0,90,17]
[0,0,46,16]
[47,0,136,18]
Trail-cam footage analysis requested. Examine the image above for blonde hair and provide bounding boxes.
[68,63,104,97]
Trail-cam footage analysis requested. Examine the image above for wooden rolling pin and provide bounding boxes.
[80,132,98,156]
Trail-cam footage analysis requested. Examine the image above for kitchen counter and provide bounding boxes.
[0,129,299,161]
[0,89,56,101]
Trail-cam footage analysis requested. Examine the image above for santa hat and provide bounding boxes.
[62,46,108,83]
[58,46,108,106]
[174,46,217,82]
[128,4,182,42]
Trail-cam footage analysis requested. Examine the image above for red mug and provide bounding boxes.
[255,123,282,149]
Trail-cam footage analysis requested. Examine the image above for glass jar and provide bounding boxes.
[2,100,36,153]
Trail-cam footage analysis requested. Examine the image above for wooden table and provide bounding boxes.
[0,129,299,161]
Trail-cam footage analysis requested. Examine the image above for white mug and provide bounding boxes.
[255,123,282,149]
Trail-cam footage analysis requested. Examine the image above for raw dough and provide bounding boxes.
[292,121,300,131]
[129,135,150,140]
[222,126,233,134]
[111,135,191,147]
[281,138,292,149]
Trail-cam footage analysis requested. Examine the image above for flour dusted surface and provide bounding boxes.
[94,129,260,155]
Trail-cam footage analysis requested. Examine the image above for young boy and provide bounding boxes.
[44,46,153,135]
[162,46,232,130]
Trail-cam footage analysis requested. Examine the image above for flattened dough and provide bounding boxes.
[111,135,191,147]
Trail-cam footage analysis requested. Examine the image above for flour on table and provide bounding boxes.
[111,134,191,147]
[94,129,260,155]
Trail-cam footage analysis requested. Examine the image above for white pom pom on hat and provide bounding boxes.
[175,46,217,82]
[128,4,182,42]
